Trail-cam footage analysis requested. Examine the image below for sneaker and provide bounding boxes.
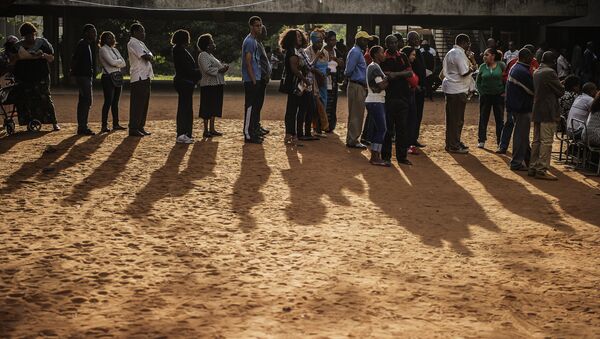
[414,141,426,148]
[535,171,558,181]
[459,142,469,149]
[52,123,61,131]
[176,134,194,144]
[408,145,420,155]
[446,147,469,154]
[477,142,485,149]
[346,142,367,149]
[495,147,507,154]
[398,158,413,165]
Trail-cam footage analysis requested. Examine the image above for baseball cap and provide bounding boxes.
[355,31,373,40]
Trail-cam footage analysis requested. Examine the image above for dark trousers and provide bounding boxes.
[256,79,267,125]
[75,76,93,131]
[285,93,301,135]
[101,75,122,128]
[445,93,467,150]
[382,98,410,162]
[510,112,532,169]
[499,110,515,151]
[413,90,425,143]
[297,92,315,137]
[243,81,261,139]
[174,80,195,138]
[478,94,505,144]
[407,92,418,145]
[129,78,151,132]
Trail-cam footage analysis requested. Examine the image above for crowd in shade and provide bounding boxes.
[1,17,600,179]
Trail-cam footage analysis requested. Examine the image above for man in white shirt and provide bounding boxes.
[567,82,597,137]
[127,23,154,137]
[503,41,519,63]
[557,48,572,80]
[442,33,477,153]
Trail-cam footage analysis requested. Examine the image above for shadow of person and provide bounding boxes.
[361,151,500,256]
[36,133,109,182]
[125,140,218,219]
[1,134,81,194]
[492,154,600,227]
[63,137,142,206]
[0,130,51,155]
[281,134,366,225]
[231,144,271,232]
[452,153,575,233]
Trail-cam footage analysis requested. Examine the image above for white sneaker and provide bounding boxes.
[477,142,485,149]
[176,134,194,144]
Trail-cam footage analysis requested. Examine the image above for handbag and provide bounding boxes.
[104,47,124,87]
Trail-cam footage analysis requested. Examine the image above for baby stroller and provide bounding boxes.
[0,74,43,135]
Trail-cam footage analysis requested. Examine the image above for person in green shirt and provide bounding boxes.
[476,48,506,148]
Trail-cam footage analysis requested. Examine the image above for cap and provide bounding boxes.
[355,31,373,40]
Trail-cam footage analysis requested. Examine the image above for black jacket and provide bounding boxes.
[71,39,97,77]
[173,45,201,83]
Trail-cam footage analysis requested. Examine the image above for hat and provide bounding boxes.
[355,31,373,40]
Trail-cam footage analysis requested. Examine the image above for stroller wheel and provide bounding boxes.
[5,119,15,135]
[28,119,42,132]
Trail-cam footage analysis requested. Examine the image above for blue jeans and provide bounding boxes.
[366,102,387,152]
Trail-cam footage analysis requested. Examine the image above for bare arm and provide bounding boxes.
[244,51,256,84]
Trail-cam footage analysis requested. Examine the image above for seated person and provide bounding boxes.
[567,82,597,139]
[558,75,580,132]
[583,93,600,147]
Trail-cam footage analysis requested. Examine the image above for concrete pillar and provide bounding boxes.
[43,15,60,86]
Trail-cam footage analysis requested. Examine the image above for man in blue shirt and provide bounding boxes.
[242,16,263,144]
[344,31,372,148]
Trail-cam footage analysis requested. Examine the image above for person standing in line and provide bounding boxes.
[381,34,414,166]
[172,29,202,144]
[557,48,572,80]
[420,39,437,101]
[401,45,421,155]
[529,51,565,180]
[14,22,60,131]
[256,25,271,137]
[127,23,154,137]
[505,48,535,171]
[296,31,319,141]
[344,30,372,149]
[365,45,390,167]
[98,31,126,133]
[498,43,540,153]
[241,16,264,144]
[441,33,477,154]
[70,23,97,135]
[406,31,427,149]
[197,33,229,139]
[304,30,329,136]
[475,48,505,149]
[324,30,344,133]
[279,29,308,146]
[503,41,519,64]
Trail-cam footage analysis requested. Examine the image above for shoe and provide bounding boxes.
[408,146,420,155]
[510,166,529,172]
[260,127,270,135]
[535,171,558,181]
[112,125,126,131]
[77,128,95,136]
[398,158,413,165]
[495,148,507,154]
[100,126,111,133]
[414,141,426,148]
[176,134,194,144]
[527,168,537,177]
[210,130,223,137]
[140,129,151,136]
[360,139,372,146]
[52,124,61,131]
[129,130,144,137]
[459,142,469,149]
[446,147,469,154]
[477,142,485,149]
[203,131,212,138]
[299,135,319,141]
[346,143,367,149]
[244,138,263,144]
[370,159,391,167]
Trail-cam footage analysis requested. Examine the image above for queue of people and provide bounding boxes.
[2,19,600,178]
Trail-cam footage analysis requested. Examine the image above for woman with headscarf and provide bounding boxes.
[305,30,329,135]
[323,30,344,133]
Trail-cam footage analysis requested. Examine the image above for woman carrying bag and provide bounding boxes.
[98,31,126,133]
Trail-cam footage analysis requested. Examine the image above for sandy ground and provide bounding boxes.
[1,88,599,338]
